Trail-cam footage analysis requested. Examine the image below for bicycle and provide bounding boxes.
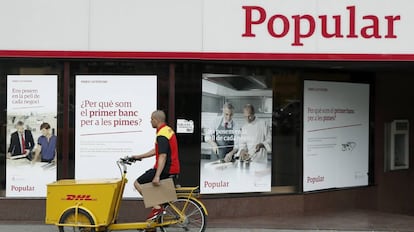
[45,157,208,232]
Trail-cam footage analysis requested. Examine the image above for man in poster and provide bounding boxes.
[237,104,271,162]
[205,102,239,162]
[7,121,35,159]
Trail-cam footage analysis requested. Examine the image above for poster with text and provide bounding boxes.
[200,74,272,194]
[75,75,156,198]
[6,75,57,197]
[303,80,369,192]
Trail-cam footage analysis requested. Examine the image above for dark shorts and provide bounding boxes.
[137,168,172,184]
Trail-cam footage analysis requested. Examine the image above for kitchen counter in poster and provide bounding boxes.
[200,155,271,194]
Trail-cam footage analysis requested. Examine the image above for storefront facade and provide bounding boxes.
[1,0,414,222]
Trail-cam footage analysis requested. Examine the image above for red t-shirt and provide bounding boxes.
[154,124,180,174]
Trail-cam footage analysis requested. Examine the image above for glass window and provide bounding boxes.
[0,59,375,198]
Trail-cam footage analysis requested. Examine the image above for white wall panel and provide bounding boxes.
[89,0,203,52]
[0,0,90,50]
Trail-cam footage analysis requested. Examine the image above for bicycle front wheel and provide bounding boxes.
[160,198,207,232]
[58,208,96,232]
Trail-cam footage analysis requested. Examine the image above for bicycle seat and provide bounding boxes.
[169,174,181,188]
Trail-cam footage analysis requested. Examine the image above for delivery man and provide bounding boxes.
[129,110,180,221]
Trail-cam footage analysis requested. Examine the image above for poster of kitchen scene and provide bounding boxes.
[200,73,272,194]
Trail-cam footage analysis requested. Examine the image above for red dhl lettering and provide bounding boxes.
[65,194,94,201]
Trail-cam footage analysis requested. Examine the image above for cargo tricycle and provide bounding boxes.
[45,157,207,232]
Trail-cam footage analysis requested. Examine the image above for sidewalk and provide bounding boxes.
[209,209,414,231]
[0,225,399,232]
[1,209,414,231]
[0,225,365,232]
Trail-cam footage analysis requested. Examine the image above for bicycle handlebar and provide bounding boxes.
[117,156,141,175]
[119,156,142,165]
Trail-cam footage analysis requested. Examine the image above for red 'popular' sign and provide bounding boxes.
[242,5,401,46]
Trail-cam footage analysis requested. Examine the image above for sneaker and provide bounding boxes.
[146,207,164,221]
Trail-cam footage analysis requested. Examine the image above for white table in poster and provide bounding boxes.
[6,159,56,197]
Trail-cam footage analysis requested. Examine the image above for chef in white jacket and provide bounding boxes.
[237,104,271,162]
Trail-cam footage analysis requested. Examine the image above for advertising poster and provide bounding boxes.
[6,75,57,197]
[200,74,272,194]
[303,80,369,192]
[75,75,156,197]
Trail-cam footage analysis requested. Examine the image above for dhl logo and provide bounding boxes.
[64,194,96,201]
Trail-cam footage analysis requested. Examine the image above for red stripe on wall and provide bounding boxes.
[0,50,414,61]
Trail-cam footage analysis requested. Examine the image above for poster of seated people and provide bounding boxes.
[200,74,272,194]
[75,75,157,198]
[6,75,57,197]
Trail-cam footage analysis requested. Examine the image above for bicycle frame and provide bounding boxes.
[108,180,207,231]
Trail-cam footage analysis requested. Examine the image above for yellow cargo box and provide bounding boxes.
[45,178,123,226]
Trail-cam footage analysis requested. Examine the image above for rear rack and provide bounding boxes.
[175,186,200,197]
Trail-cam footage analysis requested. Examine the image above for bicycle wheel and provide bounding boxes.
[160,198,207,232]
[58,208,96,232]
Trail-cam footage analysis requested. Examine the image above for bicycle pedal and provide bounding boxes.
[147,213,165,222]
[143,229,156,232]
[158,212,166,218]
